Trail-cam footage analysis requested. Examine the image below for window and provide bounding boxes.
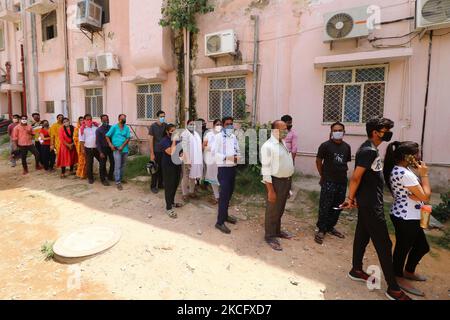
[323,65,387,124]
[0,24,4,51]
[208,77,246,121]
[41,10,57,41]
[45,101,55,114]
[85,88,103,117]
[137,84,162,120]
[94,0,110,24]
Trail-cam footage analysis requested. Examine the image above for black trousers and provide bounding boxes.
[40,145,56,170]
[217,166,237,225]
[162,164,181,210]
[151,152,164,189]
[19,145,40,170]
[99,147,115,182]
[352,205,399,291]
[85,147,101,181]
[35,141,43,165]
[61,166,74,174]
[391,215,430,277]
[265,177,292,240]
[316,181,347,233]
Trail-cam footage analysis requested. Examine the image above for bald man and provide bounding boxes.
[261,120,296,251]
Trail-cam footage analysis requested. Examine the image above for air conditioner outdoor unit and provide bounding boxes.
[76,57,97,75]
[416,0,450,30]
[205,30,237,57]
[26,0,58,15]
[96,53,120,73]
[323,6,370,42]
[76,0,102,31]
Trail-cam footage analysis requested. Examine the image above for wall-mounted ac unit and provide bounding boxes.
[323,6,370,42]
[26,0,58,15]
[205,30,237,57]
[96,53,120,73]
[416,0,450,30]
[76,0,102,31]
[76,56,97,75]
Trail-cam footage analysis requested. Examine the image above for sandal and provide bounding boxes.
[166,209,177,219]
[315,231,325,244]
[266,239,283,251]
[278,230,294,239]
[329,228,345,239]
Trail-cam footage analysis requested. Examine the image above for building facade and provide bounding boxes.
[0,0,449,189]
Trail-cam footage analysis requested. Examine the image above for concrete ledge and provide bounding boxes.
[193,64,253,77]
[0,83,23,92]
[314,48,413,68]
[122,68,168,84]
[72,80,105,89]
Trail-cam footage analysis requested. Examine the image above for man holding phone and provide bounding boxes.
[340,118,411,300]
[315,122,351,244]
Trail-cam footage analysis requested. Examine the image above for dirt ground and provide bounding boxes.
[0,156,449,300]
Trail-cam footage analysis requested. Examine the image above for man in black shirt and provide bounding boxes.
[315,122,351,244]
[149,110,167,193]
[96,114,114,186]
[341,118,411,300]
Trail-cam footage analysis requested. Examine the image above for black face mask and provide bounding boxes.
[287,125,293,130]
[381,131,393,142]
[120,119,127,125]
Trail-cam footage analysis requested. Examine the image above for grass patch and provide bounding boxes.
[384,202,395,235]
[1,148,9,160]
[41,241,55,261]
[427,228,450,251]
[124,155,149,180]
[235,165,265,196]
[0,134,9,145]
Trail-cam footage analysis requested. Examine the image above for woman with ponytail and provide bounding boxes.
[384,141,432,297]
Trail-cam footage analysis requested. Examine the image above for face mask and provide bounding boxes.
[102,121,109,127]
[280,130,288,140]
[225,125,234,136]
[159,117,165,124]
[332,132,344,140]
[43,123,49,128]
[21,120,28,124]
[120,119,127,125]
[64,122,70,127]
[215,125,223,132]
[85,120,93,127]
[13,119,19,123]
[187,125,195,132]
[381,131,393,142]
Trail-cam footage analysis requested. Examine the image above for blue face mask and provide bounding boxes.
[159,117,165,124]
[224,125,234,136]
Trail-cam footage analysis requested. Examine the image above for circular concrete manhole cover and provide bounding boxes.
[53,225,121,259]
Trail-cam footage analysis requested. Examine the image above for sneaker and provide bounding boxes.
[151,187,159,194]
[117,183,123,191]
[348,268,371,283]
[226,215,238,224]
[385,289,412,301]
[215,223,231,234]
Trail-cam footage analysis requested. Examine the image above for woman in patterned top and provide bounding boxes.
[384,141,432,297]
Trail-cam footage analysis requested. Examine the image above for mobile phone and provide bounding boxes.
[333,207,343,211]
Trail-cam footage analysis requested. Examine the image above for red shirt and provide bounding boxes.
[12,124,34,146]
[40,128,51,146]
[7,122,18,138]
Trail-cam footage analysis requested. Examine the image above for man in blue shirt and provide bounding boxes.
[106,114,131,191]
[96,114,115,186]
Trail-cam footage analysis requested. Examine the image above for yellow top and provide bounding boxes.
[50,122,62,153]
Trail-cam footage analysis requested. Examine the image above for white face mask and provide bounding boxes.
[332,132,344,140]
[21,120,28,124]
[214,125,222,132]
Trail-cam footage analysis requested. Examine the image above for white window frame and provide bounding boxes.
[85,87,103,118]
[322,64,388,125]
[207,76,247,122]
[136,83,163,120]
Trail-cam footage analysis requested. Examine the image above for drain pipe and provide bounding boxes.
[20,0,29,115]
[30,12,39,113]
[63,0,72,119]
[250,15,259,127]
[6,62,12,119]
[20,44,27,115]
[420,30,433,160]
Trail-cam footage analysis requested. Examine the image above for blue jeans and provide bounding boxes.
[113,151,128,184]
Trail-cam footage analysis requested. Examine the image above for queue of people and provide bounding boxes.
[6,112,433,300]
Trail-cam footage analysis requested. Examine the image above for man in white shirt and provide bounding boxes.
[214,117,240,234]
[261,120,295,251]
[79,114,100,184]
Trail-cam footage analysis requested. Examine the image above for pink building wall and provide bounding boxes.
[0,0,448,189]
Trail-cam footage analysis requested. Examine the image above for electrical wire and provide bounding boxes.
[371,32,420,48]
[369,31,418,42]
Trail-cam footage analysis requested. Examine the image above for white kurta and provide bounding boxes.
[203,131,219,185]
[181,129,203,179]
